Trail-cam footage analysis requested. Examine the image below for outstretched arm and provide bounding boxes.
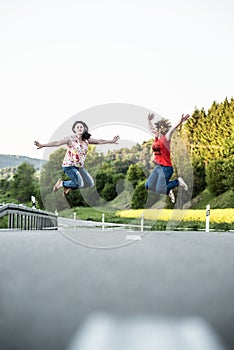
[89,135,120,145]
[147,113,156,134]
[165,114,190,141]
[147,113,160,137]
[34,137,70,149]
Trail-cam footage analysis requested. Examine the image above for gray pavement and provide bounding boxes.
[0,229,234,350]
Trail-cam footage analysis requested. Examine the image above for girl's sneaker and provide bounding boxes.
[169,189,175,203]
[178,177,188,191]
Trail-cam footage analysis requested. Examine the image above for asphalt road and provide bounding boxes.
[0,228,234,350]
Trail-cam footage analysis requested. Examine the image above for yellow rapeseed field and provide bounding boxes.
[117,208,234,224]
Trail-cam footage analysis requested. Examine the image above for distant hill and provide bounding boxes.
[0,154,46,170]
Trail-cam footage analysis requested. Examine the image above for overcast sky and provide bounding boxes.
[0,0,233,158]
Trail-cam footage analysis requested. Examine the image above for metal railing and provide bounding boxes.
[0,204,58,230]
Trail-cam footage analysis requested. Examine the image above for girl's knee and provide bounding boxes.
[155,184,166,194]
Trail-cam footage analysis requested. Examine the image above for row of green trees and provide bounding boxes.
[1,97,233,211]
[181,97,234,196]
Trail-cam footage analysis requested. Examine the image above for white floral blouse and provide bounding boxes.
[62,136,89,167]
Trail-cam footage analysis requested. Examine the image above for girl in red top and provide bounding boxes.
[145,113,190,203]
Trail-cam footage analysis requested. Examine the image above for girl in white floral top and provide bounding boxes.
[34,121,119,194]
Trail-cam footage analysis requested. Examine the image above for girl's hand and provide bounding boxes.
[181,114,190,123]
[148,113,155,121]
[112,136,120,144]
[34,140,43,149]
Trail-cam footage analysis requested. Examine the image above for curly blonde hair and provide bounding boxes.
[154,118,171,135]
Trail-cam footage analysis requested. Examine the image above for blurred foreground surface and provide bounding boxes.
[0,229,233,350]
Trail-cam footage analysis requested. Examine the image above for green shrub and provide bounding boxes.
[131,180,148,209]
[206,155,233,196]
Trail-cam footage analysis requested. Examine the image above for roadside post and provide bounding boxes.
[206,204,210,232]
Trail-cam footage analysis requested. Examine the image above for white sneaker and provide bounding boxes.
[178,176,188,191]
[168,189,175,203]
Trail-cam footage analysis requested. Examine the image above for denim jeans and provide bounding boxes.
[62,166,94,189]
[145,165,179,195]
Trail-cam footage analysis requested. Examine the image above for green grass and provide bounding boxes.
[59,207,135,224]
[192,189,234,209]
[151,220,232,231]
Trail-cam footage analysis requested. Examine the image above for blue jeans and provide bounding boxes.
[62,166,94,189]
[145,165,179,195]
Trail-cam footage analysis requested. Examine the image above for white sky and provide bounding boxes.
[0,0,233,158]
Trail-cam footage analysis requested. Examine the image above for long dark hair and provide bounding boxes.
[72,121,91,140]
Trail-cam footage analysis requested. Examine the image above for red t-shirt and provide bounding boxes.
[152,135,172,166]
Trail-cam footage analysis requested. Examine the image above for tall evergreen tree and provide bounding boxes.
[181,97,234,196]
[182,97,234,162]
